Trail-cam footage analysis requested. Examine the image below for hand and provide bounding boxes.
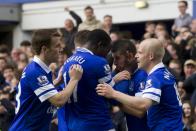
[113,70,131,83]
[64,7,70,12]
[69,64,83,81]
[96,83,115,98]
[53,66,63,86]
[49,63,58,73]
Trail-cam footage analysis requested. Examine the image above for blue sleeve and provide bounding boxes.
[96,59,114,87]
[27,71,58,102]
[113,80,130,94]
[142,75,162,103]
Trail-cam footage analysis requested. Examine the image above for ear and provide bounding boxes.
[41,45,48,54]
[126,51,134,62]
[149,52,154,61]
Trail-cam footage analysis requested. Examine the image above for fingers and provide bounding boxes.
[71,64,83,73]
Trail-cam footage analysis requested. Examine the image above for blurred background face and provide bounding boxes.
[183,102,191,118]
[64,19,74,31]
[3,69,14,82]
[146,23,155,34]
[169,62,181,75]
[0,59,7,72]
[110,33,119,42]
[190,20,196,33]
[184,64,196,78]
[178,2,187,14]
[103,16,112,27]
[85,9,94,21]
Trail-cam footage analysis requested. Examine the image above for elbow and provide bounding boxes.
[136,105,148,118]
[52,100,64,107]
[136,110,146,118]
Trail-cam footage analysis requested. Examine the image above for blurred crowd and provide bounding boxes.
[0,0,196,131]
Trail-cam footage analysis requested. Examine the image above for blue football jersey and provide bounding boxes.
[62,48,114,131]
[9,56,58,131]
[113,69,149,131]
[142,63,183,130]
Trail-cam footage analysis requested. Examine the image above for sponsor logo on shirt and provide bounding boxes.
[37,76,49,86]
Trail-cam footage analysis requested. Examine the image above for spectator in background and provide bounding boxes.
[0,57,7,74]
[2,65,15,87]
[169,59,183,81]
[143,21,156,39]
[20,40,31,53]
[183,59,196,79]
[190,19,196,36]
[102,15,118,34]
[0,90,15,131]
[182,101,195,131]
[63,7,82,51]
[172,0,192,35]
[78,6,102,31]
[110,31,122,43]
[155,22,167,37]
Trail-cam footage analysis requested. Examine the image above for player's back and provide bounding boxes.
[144,66,183,130]
[63,48,114,131]
[9,59,56,131]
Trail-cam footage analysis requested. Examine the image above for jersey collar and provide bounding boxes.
[76,47,94,55]
[33,56,51,74]
[148,62,164,75]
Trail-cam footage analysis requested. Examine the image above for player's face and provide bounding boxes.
[135,43,148,70]
[46,36,62,64]
[112,52,126,72]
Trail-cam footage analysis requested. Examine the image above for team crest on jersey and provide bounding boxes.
[129,81,134,92]
[104,64,111,74]
[139,82,145,90]
[37,76,49,86]
[145,79,152,89]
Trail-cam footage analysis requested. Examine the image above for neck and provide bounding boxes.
[36,55,49,66]
[146,61,161,74]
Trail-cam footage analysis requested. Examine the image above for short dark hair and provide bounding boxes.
[87,29,111,48]
[104,15,112,19]
[178,0,188,7]
[3,65,14,73]
[20,40,31,47]
[32,29,61,55]
[84,6,93,11]
[74,30,90,46]
[111,40,136,56]
[87,29,111,57]
[0,46,9,54]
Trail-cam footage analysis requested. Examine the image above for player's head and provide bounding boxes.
[111,40,137,72]
[32,29,62,64]
[86,29,111,57]
[74,30,90,48]
[136,38,165,71]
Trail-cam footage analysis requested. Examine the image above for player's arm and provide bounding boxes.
[48,64,83,107]
[96,83,153,118]
[53,66,64,87]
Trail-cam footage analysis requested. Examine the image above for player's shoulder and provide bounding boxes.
[92,55,108,65]
[135,69,148,78]
[24,61,45,78]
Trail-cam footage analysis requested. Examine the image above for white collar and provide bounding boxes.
[76,47,94,55]
[148,62,165,75]
[33,56,51,74]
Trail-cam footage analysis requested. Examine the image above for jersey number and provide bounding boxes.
[15,82,22,114]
